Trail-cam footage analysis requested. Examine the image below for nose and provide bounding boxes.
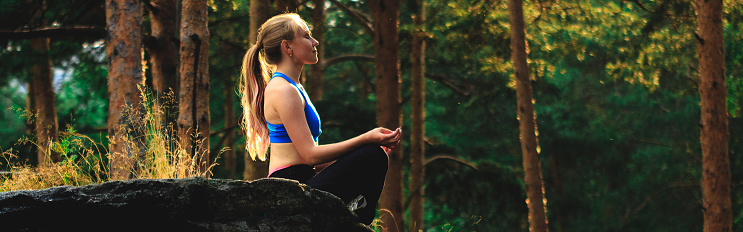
[312,38,319,46]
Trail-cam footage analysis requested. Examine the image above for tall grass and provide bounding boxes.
[0,85,218,192]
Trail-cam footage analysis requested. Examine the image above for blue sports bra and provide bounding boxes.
[266,72,322,143]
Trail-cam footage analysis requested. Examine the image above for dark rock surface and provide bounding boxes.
[0,177,373,232]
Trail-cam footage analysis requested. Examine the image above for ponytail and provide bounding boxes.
[239,42,270,161]
[238,13,311,161]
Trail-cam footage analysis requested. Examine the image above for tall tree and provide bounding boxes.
[307,0,326,101]
[223,80,237,179]
[696,0,731,231]
[30,36,60,164]
[28,1,60,164]
[508,0,549,231]
[409,0,426,231]
[243,0,271,181]
[178,0,210,175]
[147,0,179,114]
[369,0,403,231]
[106,0,145,179]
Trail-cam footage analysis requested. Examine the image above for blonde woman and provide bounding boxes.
[239,13,401,224]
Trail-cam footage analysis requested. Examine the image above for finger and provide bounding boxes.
[391,131,401,141]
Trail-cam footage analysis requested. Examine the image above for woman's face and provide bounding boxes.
[289,27,319,65]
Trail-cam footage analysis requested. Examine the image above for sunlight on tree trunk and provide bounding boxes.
[696,0,731,231]
[369,0,403,231]
[508,0,549,230]
[106,0,145,180]
[178,0,210,176]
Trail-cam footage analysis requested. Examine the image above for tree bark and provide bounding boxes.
[30,37,60,164]
[369,0,403,231]
[696,0,731,231]
[243,0,271,181]
[178,0,210,176]
[223,80,237,179]
[106,0,145,180]
[148,0,179,117]
[307,0,326,101]
[409,0,426,231]
[507,0,549,231]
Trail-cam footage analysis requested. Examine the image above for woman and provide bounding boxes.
[238,13,401,225]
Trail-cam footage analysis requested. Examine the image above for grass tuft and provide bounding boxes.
[1,85,218,192]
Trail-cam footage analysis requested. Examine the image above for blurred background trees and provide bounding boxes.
[1,0,742,231]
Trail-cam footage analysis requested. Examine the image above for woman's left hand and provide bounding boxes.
[373,127,401,152]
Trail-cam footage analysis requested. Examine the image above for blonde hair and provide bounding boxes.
[239,13,310,161]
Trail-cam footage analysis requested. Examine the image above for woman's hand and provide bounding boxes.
[366,127,402,153]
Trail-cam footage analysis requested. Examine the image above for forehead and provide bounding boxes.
[298,24,312,36]
[291,16,312,33]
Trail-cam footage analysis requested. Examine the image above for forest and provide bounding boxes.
[0,0,742,231]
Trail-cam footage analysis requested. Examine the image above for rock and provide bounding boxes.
[0,177,373,232]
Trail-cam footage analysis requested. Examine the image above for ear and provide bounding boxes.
[281,40,291,53]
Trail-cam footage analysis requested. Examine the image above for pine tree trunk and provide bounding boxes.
[243,0,271,181]
[307,0,326,101]
[106,0,145,180]
[178,0,210,176]
[696,0,731,231]
[369,0,403,231]
[148,0,179,119]
[409,0,426,231]
[30,37,60,164]
[223,82,237,179]
[507,0,549,231]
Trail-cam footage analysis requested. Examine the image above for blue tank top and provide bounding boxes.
[266,72,322,143]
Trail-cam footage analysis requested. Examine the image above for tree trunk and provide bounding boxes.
[148,0,179,121]
[369,0,403,231]
[307,0,326,101]
[409,0,426,231]
[26,82,35,136]
[178,0,210,176]
[106,0,145,180]
[243,0,271,181]
[696,0,731,231]
[30,37,60,164]
[223,81,237,179]
[507,0,549,231]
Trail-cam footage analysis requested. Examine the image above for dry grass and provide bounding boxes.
[0,86,218,192]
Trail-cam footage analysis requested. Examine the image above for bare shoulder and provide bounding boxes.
[265,79,303,107]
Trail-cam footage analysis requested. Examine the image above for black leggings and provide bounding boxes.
[268,144,389,224]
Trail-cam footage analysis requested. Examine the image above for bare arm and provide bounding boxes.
[270,84,401,166]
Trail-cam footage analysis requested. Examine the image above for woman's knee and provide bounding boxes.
[356,144,388,167]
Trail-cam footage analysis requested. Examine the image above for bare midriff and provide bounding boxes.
[267,142,317,175]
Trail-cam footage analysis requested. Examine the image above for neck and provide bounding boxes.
[275,63,304,84]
